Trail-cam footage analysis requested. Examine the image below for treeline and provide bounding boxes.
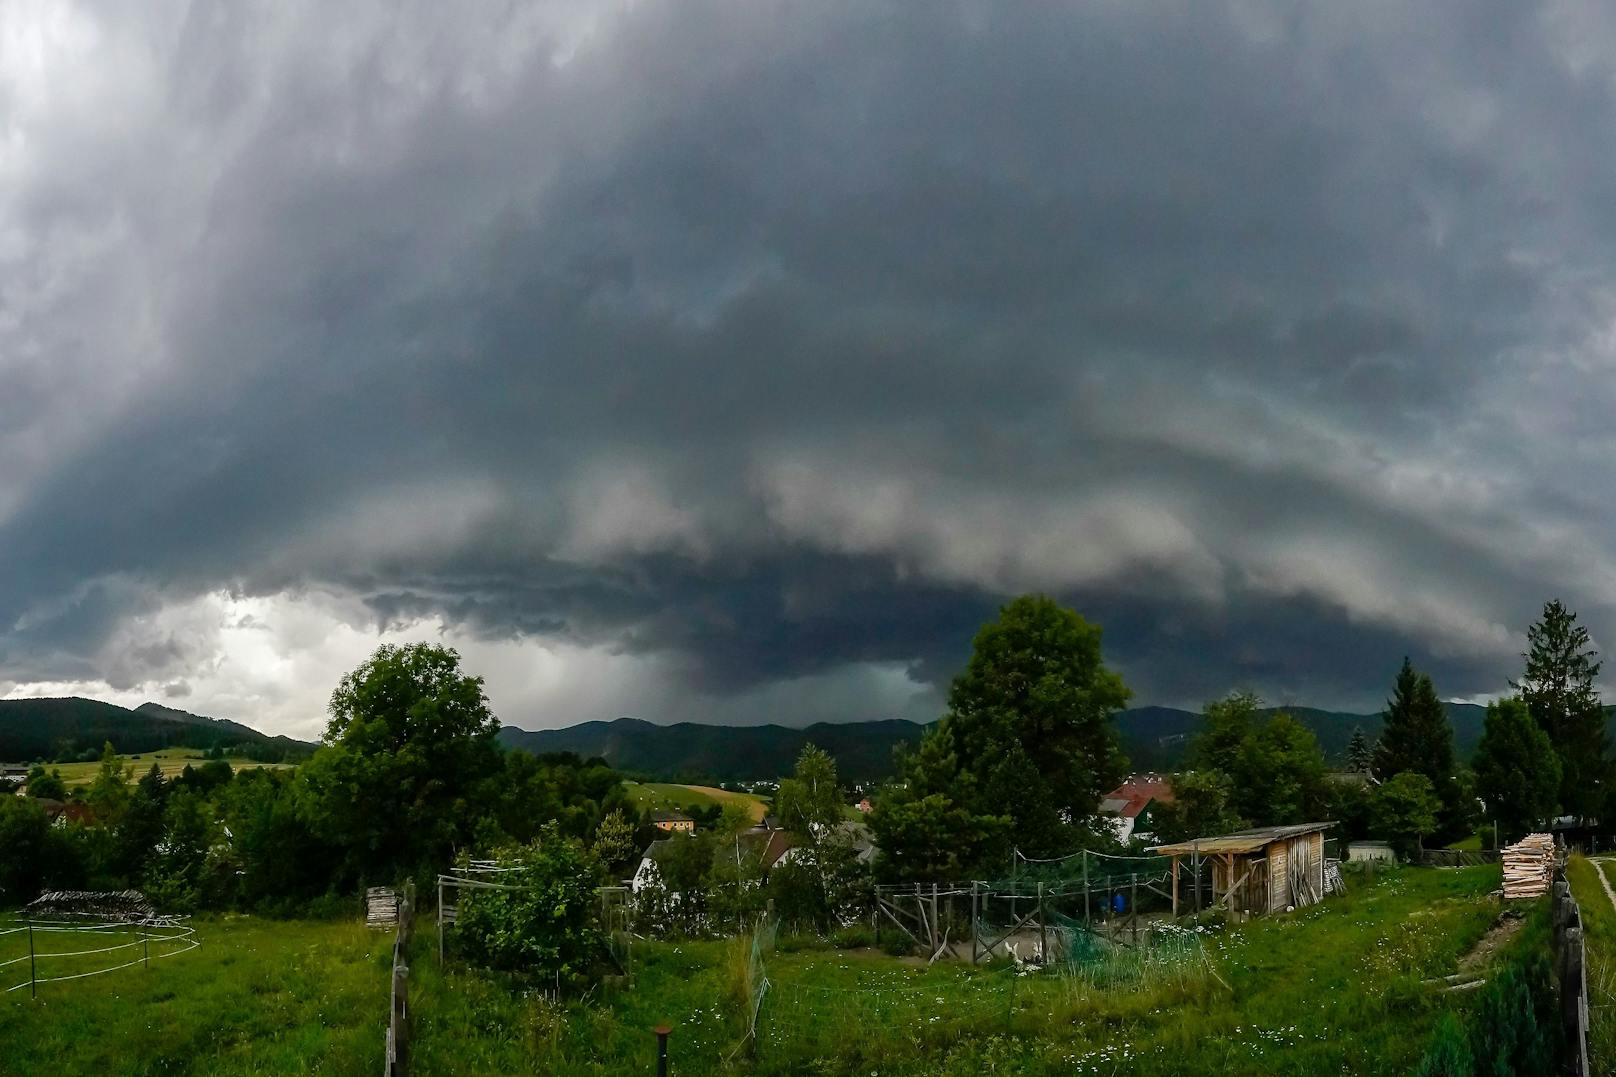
[0,645,634,911]
[866,595,1611,883]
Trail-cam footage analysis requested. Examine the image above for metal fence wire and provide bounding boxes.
[0,918,198,997]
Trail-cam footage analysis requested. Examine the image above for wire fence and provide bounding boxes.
[0,918,198,997]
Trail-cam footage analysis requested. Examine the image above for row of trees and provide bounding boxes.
[0,644,638,910]
[864,594,1612,883]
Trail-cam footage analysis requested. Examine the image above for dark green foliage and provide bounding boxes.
[0,796,51,903]
[299,643,502,882]
[24,764,66,800]
[872,596,1129,879]
[0,696,314,763]
[1151,769,1244,844]
[1416,1013,1474,1077]
[1373,659,1471,843]
[1373,658,1456,782]
[1371,773,1440,859]
[1347,726,1374,774]
[454,825,606,982]
[1473,698,1560,841]
[1469,950,1560,1077]
[1514,599,1608,820]
[1189,693,1330,828]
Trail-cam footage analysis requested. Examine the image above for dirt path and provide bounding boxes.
[1590,857,1616,914]
[1457,912,1526,974]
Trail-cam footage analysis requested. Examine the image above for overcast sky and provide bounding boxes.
[7,2,1616,738]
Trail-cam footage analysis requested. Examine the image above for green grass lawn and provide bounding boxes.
[29,746,296,789]
[1569,854,1616,1074]
[0,915,386,1075]
[411,864,1516,1076]
[0,865,1528,1076]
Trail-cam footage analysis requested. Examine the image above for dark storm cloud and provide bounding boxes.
[7,0,1616,718]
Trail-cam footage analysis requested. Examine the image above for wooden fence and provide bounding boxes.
[384,884,414,1077]
[1419,849,1500,868]
[1552,874,1589,1077]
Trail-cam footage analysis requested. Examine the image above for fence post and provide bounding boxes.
[28,922,36,1000]
[144,935,150,970]
[1037,882,1047,965]
[654,1024,671,1077]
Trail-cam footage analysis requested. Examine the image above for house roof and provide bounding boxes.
[1150,822,1336,856]
[650,810,693,823]
[737,828,798,871]
[1097,775,1174,820]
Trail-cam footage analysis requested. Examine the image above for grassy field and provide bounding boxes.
[0,865,1530,1076]
[0,915,385,1074]
[27,747,297,789]
[623,781,769,822]
[1569,854,1616,1074]
[412,864,1516,1075]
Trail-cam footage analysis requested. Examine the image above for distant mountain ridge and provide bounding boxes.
[0,696,315,762]
[500,701,1508,782]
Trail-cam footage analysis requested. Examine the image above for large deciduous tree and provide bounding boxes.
[1513,599,1607,820]
[300,643,502,883]
[1189,692,1330,827]
[1372,772,1440,859]
[871,596,1129,877]
[1473,698,1560,842]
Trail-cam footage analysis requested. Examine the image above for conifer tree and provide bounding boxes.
[1346,726,1374,775]
[1513,600,1608,820]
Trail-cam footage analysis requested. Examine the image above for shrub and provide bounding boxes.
[454,824,605,985]
[1415,1013,1474,1077]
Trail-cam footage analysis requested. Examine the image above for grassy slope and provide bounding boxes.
[412,864,1508,1076]
[1569,854,1616,1074]
[0,915,384,1075]
[623,781,769,821]
[34,747,296,789]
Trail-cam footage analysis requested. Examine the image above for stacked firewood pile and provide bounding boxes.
[1502,833,1555,899]
[24,889,156,921]
[367,886,400,928]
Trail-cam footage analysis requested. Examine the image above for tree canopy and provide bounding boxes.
[1473,698,1560,841]
[1513,599,1607,820]
[870,595,1129,879]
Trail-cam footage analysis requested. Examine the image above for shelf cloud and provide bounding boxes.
[6,1,1616,732]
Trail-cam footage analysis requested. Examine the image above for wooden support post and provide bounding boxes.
[1193,847,1201,914]
[437,879,444,966]
[1083,851,1091,922]
[971,881,980,965]
[28,922,36,1000]
[1037,882,1047,966]
[1171,855,1180,917]
[1131,874,1138,943]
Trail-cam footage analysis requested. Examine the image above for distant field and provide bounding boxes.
[624,780,769,821]
[0,915,382,1075]
[22,747,296,789]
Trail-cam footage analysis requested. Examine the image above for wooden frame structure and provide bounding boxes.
[1151,822,1334,918]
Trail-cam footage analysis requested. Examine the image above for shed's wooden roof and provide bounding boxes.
[1149,821,1335,856]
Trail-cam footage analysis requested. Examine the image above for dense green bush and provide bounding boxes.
[454,826,606,984]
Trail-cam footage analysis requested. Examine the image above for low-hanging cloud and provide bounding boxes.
[5,0,1616,732]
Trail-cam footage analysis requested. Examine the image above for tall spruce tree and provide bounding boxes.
[1372,658,1469,842]
[1372,658,1455,782]
[1346,727,1373,775]
[1512,600,1608,820]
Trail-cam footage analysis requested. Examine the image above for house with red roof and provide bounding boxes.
[1097,774,1174,844]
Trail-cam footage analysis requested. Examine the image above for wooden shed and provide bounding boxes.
[1152,822,1334,918]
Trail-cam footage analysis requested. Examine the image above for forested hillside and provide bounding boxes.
[500,701,1539,781]
[0,697,314,762]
